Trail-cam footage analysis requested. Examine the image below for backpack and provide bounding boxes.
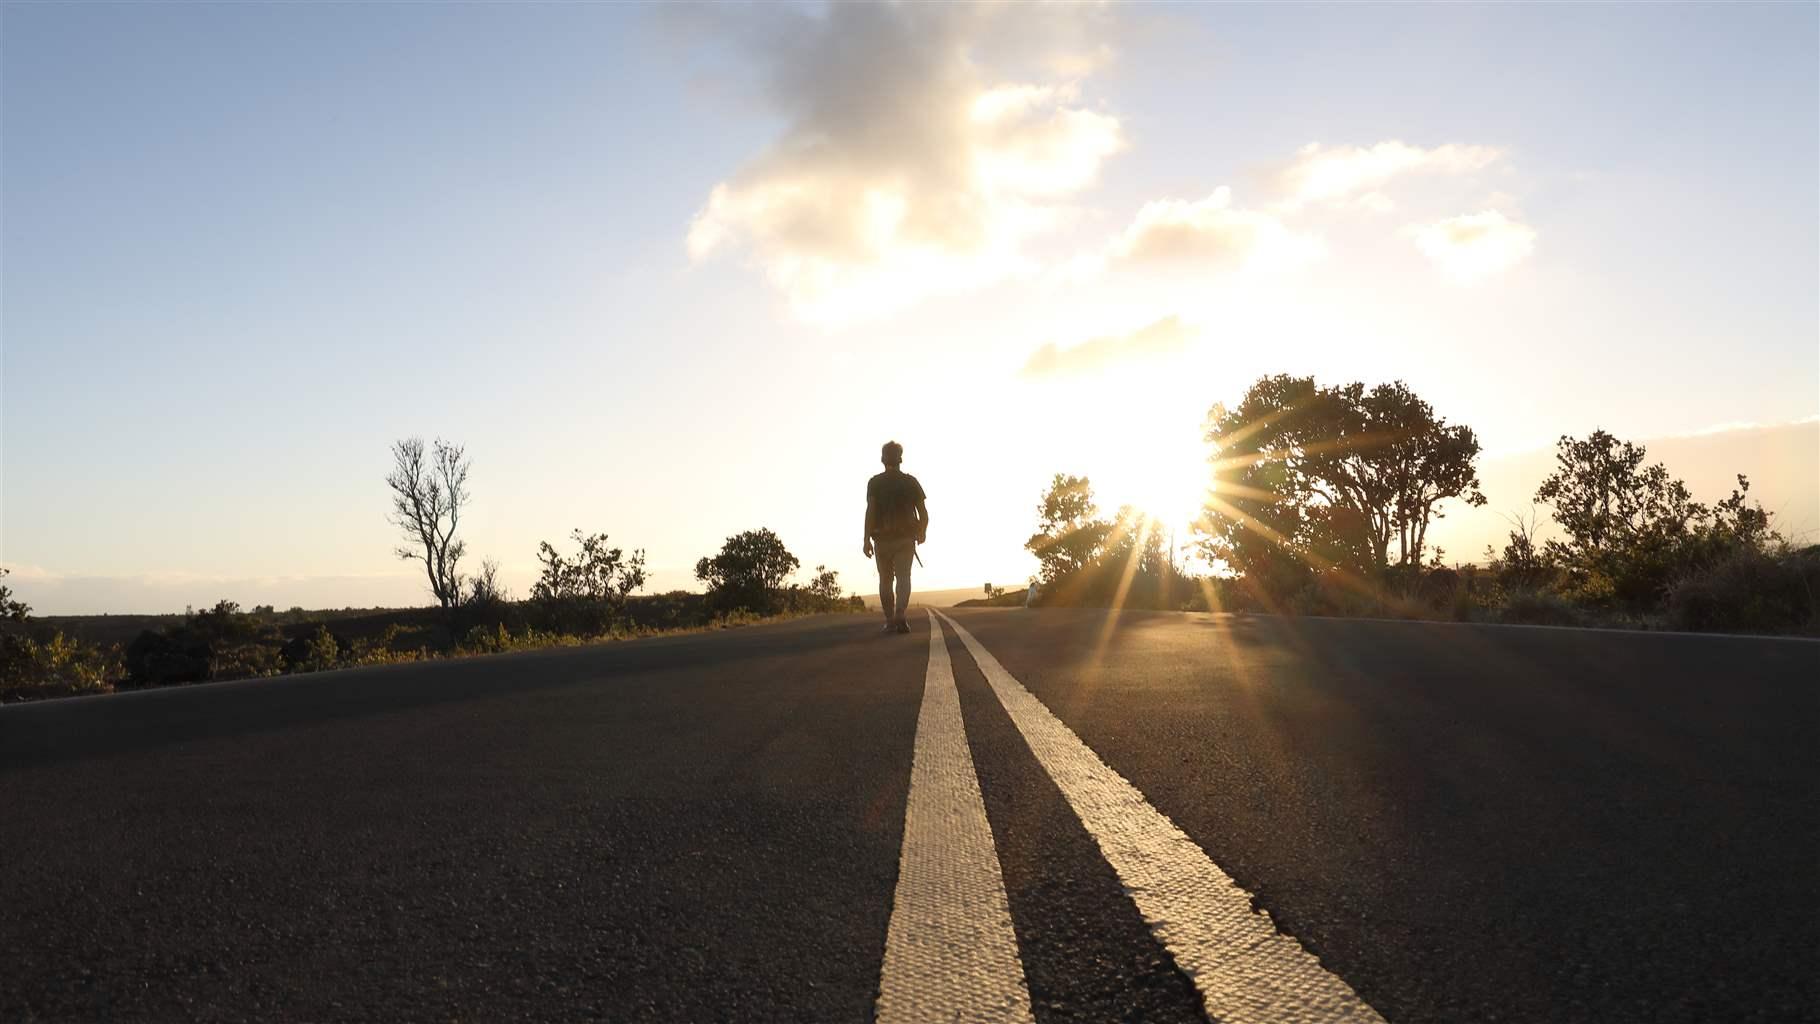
[871,473,922,541]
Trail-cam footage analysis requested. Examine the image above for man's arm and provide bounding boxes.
[915,499,929,543]
[863,495,876,557]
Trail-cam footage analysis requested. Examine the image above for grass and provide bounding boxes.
[2,601,858,705]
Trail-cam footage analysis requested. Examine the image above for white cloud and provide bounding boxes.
[1022,314,1197,377]
[1111,186,1324,272]
[1407,209,1536,283]
[686,3,1124,325]
[1274,140,1503,210]
[1094,137,1512,280]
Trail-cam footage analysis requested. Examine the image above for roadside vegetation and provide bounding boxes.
[7,396,1810,702]
[0,440,862,703]
[1023,375,1816,636]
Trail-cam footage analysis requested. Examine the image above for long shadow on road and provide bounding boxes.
[0,614,878,772]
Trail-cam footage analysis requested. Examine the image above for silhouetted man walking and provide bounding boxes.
[863,440,928,634]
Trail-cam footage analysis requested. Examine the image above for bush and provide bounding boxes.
[696,529,800,613]
[343,623,419,666]
[1,631,120,702]
[1494,589,1587,627]
[0,566,31,621]
[280,625,344,673]
[1285,571,1387,618]
[626,591,713,631]
[124,600,287,687]
[461,622,517,654]
[124,628,213,687]
[1665,545,1820,635]
[523,597,619,637]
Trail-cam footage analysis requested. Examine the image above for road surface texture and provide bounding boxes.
[3,609,1815,1022]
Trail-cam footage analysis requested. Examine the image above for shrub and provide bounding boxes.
[280,625,343,673]
[524,597,619,637]
[626,591,713,631]
[0,631,119,702]
[124,600,287,687]
[1665,545,1820,635]
[1286,571,1387,618]
[462,622,514,654]
[0,567,31,621]
[125,628,213,687]
[696,529,799,613]
[345,623,417,666]
[524,530,648,635]
[1494,589,1586,627]
[210,639,285,680]
[1536,433,1777,610]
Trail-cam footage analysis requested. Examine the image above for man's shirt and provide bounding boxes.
[867,471,926,542]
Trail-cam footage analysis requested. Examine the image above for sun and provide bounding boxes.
[1093,422,1211,537]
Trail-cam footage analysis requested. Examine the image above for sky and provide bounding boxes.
[3,2,1817,615]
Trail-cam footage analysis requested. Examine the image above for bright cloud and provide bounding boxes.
[1022,314,1197,377]
[1111,186,1324,272]
[687,4,1123,325]
[1274,140,1503,210]
[1098,138,1511,279]
[1408,209,1537,283]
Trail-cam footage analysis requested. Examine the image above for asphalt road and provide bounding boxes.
[3,609,1816,1022]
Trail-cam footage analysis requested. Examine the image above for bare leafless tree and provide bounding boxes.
[467,557,507,605]
[386,437,470,609]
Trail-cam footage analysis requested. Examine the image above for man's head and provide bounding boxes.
[880,440,904,468]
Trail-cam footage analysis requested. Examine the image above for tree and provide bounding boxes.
[1292,380,1484,573]
[1023,479,1179,608]
[1194,375,1330,596]
[386,437,470,609]
[1537,431,1678,558]
[1025,474,1113,585]
[0,568,30,622]
[695,529,800,611]
[1485,507,1552,591]
[1364,382,1484,569]
[1196,375,1486,597]
[466,558,509,606]
[984,583,997,601]
[1102,506,1170,580]
[1535,431,1774,606]
[807,566,843,603]
[531,530,647,606]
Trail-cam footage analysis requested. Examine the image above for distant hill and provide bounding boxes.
[955,589,1030,608]
[862,586,1000,610]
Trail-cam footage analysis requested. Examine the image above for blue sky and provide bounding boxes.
[4,2,1816,613]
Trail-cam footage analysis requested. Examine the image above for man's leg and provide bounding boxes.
[892,541,914,624]
[875,546,896,625]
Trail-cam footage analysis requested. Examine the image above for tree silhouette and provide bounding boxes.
[1197,375,1485,595]
[808,566,843,602]
[1535,430,1774,606]
[1306,380,1486,571]
[0,568,30,622]
[1025,474,1112,585]
[386,437,469,609]
[696,529,800,611]
[1195,375,1327,595]
[532,530,648,606]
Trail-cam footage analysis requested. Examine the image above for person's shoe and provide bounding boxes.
[895,620,912,634]
[880,622,898,634]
